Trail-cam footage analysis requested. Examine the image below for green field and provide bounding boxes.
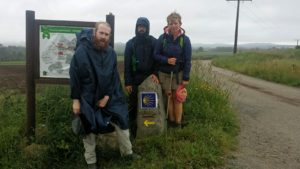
[0,61,25,65]
[212,49,300,87]
[0,50,227,65]
[0,57,123,64]
[0,49,231,64]
[192,51,232,60]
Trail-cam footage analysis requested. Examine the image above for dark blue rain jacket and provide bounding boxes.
[124,17,157,86]
[69,29,129,134]
[154,27,192,81]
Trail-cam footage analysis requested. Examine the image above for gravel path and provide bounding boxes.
[207,61,300,169]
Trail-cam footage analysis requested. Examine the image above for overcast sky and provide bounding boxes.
[1,0,300,46]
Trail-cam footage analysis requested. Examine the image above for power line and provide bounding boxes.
[252,2,281,29]
[243,4,279,31]
[226,0,252,54]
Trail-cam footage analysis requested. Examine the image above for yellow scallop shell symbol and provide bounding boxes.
[143,96,150,105]
[142,94,155,106]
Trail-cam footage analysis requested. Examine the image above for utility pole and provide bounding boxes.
[296,39,300,49]
[227,0,252,54]
[26,10,36,137]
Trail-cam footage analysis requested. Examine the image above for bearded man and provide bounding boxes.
[69,22,139,169]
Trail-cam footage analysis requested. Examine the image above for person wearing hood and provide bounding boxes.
[154,12,192,128]
[69,22,139,169]
[124,17,158,139]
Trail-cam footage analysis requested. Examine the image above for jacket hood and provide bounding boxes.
[135,17,150,37]
[75,28,94,50]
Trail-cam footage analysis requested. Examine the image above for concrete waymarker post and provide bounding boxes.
[136,76,166,138]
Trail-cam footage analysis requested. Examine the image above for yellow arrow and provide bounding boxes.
[144,120,155,127]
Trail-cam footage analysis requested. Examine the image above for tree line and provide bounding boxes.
[0,45,25,61]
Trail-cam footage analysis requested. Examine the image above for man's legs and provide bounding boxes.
[128,85,138,139]
[173,90,183,125]
[166,91,175,123]
[166,91,183,128]
[83,133,97,164]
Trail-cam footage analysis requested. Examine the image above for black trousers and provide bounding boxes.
[128,85,138,139]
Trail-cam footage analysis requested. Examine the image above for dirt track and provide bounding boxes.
[0,63,125,91]
[0,65,26,91]
[205,61,300,169]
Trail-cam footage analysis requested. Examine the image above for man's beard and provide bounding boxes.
[93,37,109,50]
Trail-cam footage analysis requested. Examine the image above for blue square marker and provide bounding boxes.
[140,92,157,109]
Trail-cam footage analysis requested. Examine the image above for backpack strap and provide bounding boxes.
[179,36,184,48]
[162,34,184,49]
[161,34,185,82]
[131,37,152,74]
[162,34,167,48]
[131,37,137,73]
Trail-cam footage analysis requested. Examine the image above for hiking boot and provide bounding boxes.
[174,123,182,129]
[168,121,182,129]
[123,153,141,160]
[88,163,97,169]
[167,121,176,128]
[181,121,189,128]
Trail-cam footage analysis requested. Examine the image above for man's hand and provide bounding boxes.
[151,74,159,84]
[72,99,80,115]
[98,95,109,108]
[126,85,133,94]
[167,57,176,65]
[182,80,189,86]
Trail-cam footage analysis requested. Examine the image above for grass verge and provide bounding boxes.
[0,61,238,169]
[212,49,300,87]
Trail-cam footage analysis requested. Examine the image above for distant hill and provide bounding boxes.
[0,46,26,61]
[1,41,25,47]
[114,42,126,55]
[117,42,294,50]
[193,43,294,49]
[1,41,294,55]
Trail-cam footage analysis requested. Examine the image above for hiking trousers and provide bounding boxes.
[128,85,138,139]
[82,122,133,164]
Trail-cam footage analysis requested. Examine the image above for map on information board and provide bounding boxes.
[39,25,89,78]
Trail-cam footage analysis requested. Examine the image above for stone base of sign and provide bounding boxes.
[97,131,118,149]
[136,75,166,139]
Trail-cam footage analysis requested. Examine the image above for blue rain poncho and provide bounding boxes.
[69,29,128,134]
